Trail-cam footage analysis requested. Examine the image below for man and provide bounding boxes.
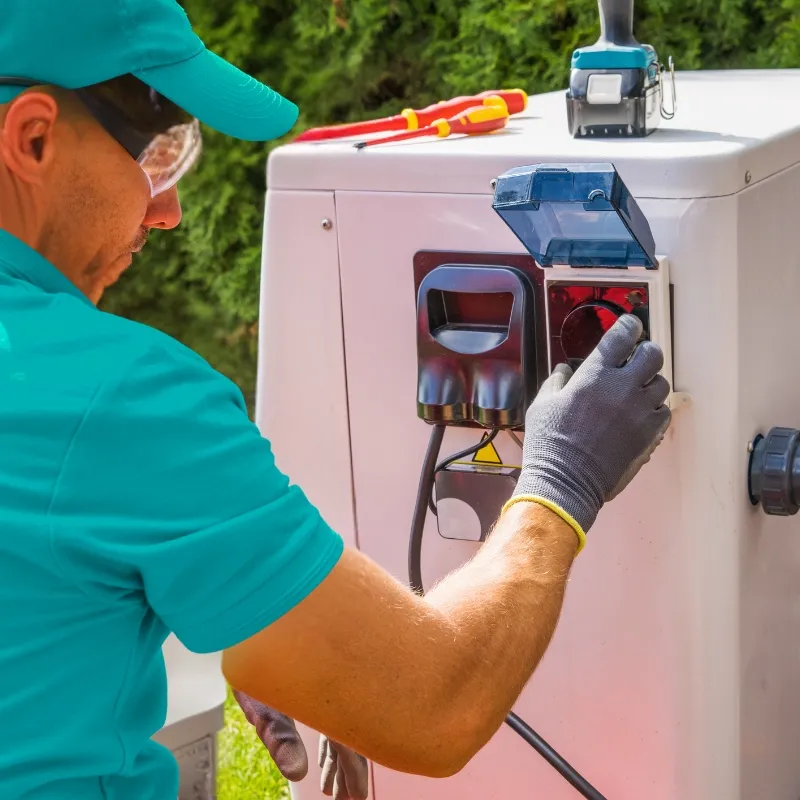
[0,1,671,799]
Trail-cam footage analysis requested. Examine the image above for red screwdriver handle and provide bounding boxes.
[355,99,509,149]
[294,88,527,143]
[293,115,407,142]
[481,88,527,115]
[408,88,527,127]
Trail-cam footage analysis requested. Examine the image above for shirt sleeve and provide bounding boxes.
[49,340,344,654]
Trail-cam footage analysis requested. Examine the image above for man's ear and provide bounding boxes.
[0,92,61,184]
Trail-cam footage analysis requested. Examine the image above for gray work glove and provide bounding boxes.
[319,736,370,800]
[233,691,369,799]
[509,314,671,547]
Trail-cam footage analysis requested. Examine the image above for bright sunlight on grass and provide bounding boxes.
[217,687,290,800]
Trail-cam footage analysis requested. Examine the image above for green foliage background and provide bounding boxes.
[101,0,800,407]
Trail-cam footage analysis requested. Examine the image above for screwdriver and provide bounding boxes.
[353,97,510,149]
[293,88,527,143]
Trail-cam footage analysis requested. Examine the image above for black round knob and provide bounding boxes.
[748,427,800,516]
[560,300,625,362]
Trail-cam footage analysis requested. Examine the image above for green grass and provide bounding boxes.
[217,688,290,800]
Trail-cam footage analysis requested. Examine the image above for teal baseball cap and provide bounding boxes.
[0,0,299,142]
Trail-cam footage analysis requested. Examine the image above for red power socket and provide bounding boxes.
[547,282,651,368]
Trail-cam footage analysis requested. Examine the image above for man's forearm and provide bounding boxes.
[422,502,578,753]
[223,503,577,777]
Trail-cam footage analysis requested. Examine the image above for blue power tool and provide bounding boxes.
[566,0,676,138]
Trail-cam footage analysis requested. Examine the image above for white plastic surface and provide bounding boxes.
[155,635,225,794]
[256,189,366,800]
[257,71,800,800]
[268,70,800,200]
[256,189,357,544]
[160,637,226,730]
[735,162,800,799]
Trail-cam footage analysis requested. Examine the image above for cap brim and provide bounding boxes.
[134,48,298,142]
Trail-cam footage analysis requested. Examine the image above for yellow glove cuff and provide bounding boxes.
[501,495,587,555]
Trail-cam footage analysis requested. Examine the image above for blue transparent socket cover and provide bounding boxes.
[492,163,658,269]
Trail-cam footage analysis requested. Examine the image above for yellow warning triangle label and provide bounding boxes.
[472,433,502,464]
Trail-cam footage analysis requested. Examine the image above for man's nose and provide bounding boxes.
[143,186,182,230]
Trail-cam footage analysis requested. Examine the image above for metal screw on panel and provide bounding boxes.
[745,171,752,184]
[321,218,333,230]
[626,290,645,307]
[747,440,754,453]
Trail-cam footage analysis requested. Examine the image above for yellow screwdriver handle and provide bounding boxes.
[431,98,510,138]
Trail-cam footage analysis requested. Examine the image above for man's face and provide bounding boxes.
[0,86,183,304]
[53,114,184,303]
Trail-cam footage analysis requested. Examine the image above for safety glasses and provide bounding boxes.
[0,75,202,197]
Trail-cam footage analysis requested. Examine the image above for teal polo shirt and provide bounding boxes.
[0,229,344,799]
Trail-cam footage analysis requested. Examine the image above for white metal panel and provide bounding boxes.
[654,195,742,800]
[256,189,367,800]
[334,188,744,800]
[256,189,357,546]
[269,71,800,200]
[736,161,800,799]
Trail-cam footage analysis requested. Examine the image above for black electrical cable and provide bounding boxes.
[408,423,446,594]
[505,713,607,800]
[427,428,501,515]
[408,424,609,800]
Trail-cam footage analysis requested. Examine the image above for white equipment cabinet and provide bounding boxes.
[154,638,226,800]
[256,70,800,800]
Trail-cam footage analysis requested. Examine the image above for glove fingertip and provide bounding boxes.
[595,313,643,366]
[270,741,309,782]
[318,736,329,769]
[353,772,370,800]
[630,340,665,382]
[320,759,336,795]
[620,311,644,337]
[552,362,573,377]
[552,363,573,385]
[539,362,573,395]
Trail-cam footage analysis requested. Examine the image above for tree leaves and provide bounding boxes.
[104,0,799,412]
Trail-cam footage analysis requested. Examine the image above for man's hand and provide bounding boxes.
[233,691,369,799]
[508,313,671,549]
